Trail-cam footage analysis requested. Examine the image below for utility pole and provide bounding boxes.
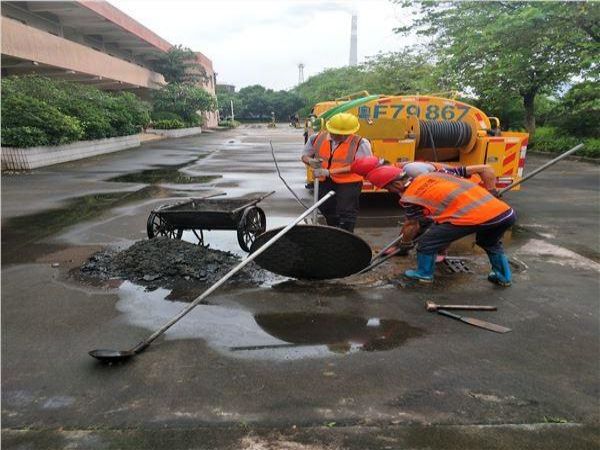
[230,99,234,122]
[298,63,304,84]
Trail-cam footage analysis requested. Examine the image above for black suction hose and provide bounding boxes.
[418,120,472,150]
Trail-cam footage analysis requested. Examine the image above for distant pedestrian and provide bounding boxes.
[303,114,316,144]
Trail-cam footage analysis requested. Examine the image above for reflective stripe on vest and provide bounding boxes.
[313,132,363,183]
[401,172,509,225]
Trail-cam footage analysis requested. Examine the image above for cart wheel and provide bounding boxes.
[147,212,183,240]
[192,229,205,246]
[237,206,266,252]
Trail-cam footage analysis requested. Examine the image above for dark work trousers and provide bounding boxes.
[317,178,362,232]
[416,210,516,255]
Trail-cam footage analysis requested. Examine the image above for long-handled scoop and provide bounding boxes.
[357,234,405,275]
[89,191,336,363]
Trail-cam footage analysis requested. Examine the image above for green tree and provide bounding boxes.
[226,85,302,120]
[237,85,271,118]
[152,45,207,84]
[293,66,366,115]
[216,86,241,119]
[292,51,443,115]
[361,50,440,94]
[152,83,215,125]
[552,81,600,137]
[395,1,598,135]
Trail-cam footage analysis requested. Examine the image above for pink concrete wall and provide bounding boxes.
[2,17,166,89]
[77,1,172,52]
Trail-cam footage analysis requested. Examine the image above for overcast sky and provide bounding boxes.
[113,0,415,91]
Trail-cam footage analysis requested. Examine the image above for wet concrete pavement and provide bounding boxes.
[2,126,599,449]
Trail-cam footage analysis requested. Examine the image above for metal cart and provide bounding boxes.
[146,191,274,252]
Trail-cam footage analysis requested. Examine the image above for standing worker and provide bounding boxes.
[360,165,515,286]
[301,113,373,232]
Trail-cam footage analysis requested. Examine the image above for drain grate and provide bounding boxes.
[443,257,473,273]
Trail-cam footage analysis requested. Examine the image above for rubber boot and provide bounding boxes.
[324,215,339,228]
[486,252,512,287]
[338,220,355,233]
[404,253,436,283]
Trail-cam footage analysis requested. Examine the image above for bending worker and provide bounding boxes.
[352,157,498,194]
[360,165,515,286]
[301,113,372,232]
[352,156,500,256]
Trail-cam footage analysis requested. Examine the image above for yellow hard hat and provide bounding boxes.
[325,113,360,135]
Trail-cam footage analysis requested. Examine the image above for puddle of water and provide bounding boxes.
[2,186,172,264]
[115,281,425,360]
[251,312,425,353]
[108,161,219,185]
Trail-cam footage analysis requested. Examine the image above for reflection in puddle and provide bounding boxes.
[115,281,424,360]
[250,313,424,353]
[109,166,219,185]
[2,186,171,264]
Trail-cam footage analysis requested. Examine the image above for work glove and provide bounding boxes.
[313,168,330,178]
[383,240,414,257]
[307,157,323,169]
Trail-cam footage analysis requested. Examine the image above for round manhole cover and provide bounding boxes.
[250,225,372,280]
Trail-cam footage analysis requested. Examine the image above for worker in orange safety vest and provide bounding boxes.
[352,156,501,257]
[359,165,515,286]
[352,157,498,193]
[301,113,373,232]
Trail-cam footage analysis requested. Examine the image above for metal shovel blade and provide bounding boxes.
[437,309,512,334]
[89,349,135,363]
[459,317,512,333]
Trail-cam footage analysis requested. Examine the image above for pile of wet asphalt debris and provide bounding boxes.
[80,237,268,290]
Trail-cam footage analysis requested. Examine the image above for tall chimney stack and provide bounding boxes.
[349,13,357,66]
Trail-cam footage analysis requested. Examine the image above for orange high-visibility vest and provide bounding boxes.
[401,172,509,225]
[313,132,363,183]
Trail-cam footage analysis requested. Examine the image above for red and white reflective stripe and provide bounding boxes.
[502,140,519,175]
[518,140,528,177]
[496,177,513,188]
[475,112,487,129]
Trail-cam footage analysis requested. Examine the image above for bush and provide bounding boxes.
[2,93,83,146]
[550,81,600,138]
[106,92,151,136]
[1,75,151,147]
[151,119,185,129]
[533,126,599,158]
[152,83,215,126]
[1,126,49,147]
[151,111,183,122]
[219,119,240,128]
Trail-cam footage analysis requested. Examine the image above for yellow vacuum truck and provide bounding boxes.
[307,92,529,192]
